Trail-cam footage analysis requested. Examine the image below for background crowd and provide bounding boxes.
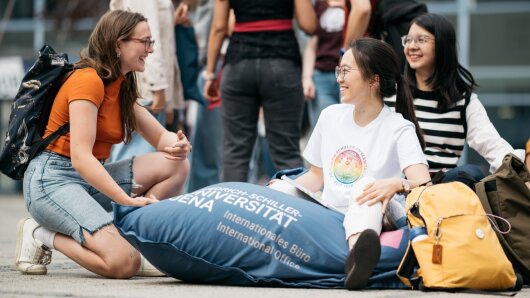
[0,0,529,193]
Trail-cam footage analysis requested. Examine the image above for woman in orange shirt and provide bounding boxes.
[15,10,190,278]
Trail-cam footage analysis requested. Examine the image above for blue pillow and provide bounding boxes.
[114,182,407,288]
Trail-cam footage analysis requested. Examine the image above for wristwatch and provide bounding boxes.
[401,179,411,195]
[201,70,217,81]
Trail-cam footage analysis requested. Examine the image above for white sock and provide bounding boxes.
[33,226,56,249]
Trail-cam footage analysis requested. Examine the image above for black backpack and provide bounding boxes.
[0,44,73,180]
[373,0,428,71]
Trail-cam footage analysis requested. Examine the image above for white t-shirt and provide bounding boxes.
[303,104,427,212]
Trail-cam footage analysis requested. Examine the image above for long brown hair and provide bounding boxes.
[74,10,147,143]
[350,38,425,149]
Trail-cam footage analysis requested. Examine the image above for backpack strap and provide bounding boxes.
[397,240,421,289]
[28,123,70,161]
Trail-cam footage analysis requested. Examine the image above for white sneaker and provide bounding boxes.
[15,218,52,275]
[136,256,165,277]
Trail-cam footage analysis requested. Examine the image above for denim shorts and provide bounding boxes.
[23,150,134,245]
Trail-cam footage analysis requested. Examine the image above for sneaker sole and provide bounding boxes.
[344,229,381,290]
[15,218,47,275]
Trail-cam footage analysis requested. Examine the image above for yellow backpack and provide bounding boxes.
[397,181,517,291]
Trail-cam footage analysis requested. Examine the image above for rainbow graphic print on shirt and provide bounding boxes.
[330,146,367,186]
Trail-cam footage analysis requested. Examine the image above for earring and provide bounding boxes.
[117,52,121,58]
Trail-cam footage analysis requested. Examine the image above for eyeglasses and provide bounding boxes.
[127,38,155,51]
[335,66,358,80]
[401,35,434,47]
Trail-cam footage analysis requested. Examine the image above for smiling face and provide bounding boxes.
[117,21,153,75]
[337,49,370,105]
[404,23,436,77]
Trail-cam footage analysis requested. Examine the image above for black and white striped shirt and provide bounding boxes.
[385,89,524,173]
[386,89,469,171]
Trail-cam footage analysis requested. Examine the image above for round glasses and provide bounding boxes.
[128,38,155,51]
[401,35,434,47]
[335,66,358,80]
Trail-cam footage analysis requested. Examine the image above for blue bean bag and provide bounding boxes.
[114,182,408,288]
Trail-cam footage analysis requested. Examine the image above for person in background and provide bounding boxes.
[272,38,430,290]
[342,0,376,49]
[386,13,527,187]
[186,0,225,191]
[15,10,190,278]
[108,0,186,161]
[302,0,345,130]
[203,0,317,182]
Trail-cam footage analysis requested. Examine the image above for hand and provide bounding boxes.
[174,2,191,26]
[355,178,401,213]
[162,130,191,160]
[302,77,315,100]
[267,178,281,186]
[203,78,220,102]
[149,90,166,114]
[124,194,159,207]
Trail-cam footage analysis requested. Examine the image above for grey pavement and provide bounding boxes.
[0,194,528,298]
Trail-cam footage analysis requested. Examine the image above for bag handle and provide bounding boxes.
[501,153,530,182]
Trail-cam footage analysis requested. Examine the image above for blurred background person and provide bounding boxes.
[185,0,225,191]
[302,0,345,131]
[342,0,375,49]
[203,0,317,182]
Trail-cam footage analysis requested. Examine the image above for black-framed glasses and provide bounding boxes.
[128,38,155,51]
[335,66,357,80]
[401,35,434,47]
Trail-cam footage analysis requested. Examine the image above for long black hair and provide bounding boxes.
[350,38,425,149]
[404,13,478,112]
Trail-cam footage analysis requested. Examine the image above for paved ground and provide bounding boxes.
[0,194,528,298]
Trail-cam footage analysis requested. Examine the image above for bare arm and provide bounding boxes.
[134,104,191,160]
[343,0,371,48]
[295,165,325,193]
[202,0,230,101]
[302,35,318,100]
[356,163,430,212]
[69,100,156,206]
[294,0,317,35]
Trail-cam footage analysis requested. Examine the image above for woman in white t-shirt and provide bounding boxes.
[275,38,430,290]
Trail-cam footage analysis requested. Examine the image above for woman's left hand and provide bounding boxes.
[355,178,401,213]
[162,130,192,160]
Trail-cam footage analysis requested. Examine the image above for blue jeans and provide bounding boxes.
[108,112,165,163]
[441,164,485,190]
[221,58,304,182]
[186,75,223,192]
[23,151,133,244]
[308,70,340,128]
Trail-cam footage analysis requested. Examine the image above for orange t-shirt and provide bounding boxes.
[44,68,125,160]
